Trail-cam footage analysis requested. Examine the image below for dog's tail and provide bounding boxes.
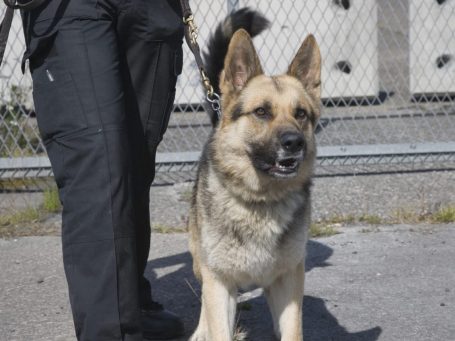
[203,8,270,127]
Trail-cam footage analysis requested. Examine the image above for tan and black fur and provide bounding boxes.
[189,8,321,341]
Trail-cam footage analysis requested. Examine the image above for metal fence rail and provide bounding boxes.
[1,0,455,190]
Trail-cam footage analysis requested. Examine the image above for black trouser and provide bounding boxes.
[22,1,183,340]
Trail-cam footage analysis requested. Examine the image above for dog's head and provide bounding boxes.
[213,29,321,199]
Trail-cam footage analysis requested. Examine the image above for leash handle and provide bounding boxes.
[179,0,222,120]
[4,0,47,10]
[0,0,47,68]
[0,6,14,66]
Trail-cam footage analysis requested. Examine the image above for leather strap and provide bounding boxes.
[0,6,14,66]
[4,0,47,10]
[179,0,221,118]
[179,0,192,20]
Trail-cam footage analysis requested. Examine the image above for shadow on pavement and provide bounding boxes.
[146,239,382,340]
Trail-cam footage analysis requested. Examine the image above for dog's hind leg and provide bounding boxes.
[265,262,305,341]
[198,265,237,341]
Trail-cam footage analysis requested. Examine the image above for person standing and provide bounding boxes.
[19,0,185,339]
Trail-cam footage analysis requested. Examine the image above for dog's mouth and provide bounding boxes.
[268,156,300,178]
[269,157,299,175]
[250,145,305,179]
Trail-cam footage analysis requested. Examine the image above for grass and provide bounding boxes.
[1,189,453,239]
[151,223,187,234]
[0,207,51,238]
[178,188,193,203]
[430,206,455,223]
[42,188,61,213]
[310,204,455,237]
[309,223,339,238]
[391,205,455,224]
[360,227,380,233]
[309,213,379,238]
[392,208,423,223]
[358,214,382,225]
[320,214,356,225]
[0,177,55,191]
[0,187,62,238]
[0,207,41,227]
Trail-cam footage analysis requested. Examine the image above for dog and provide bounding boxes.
[189,8,321,341]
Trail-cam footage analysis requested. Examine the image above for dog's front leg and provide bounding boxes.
[190,296,208,341]
[200,264,237,341]
[265,261,305,341]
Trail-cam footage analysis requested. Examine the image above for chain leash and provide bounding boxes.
[179,1,222,120]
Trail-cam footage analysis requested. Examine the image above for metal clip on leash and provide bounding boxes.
[182,14,198,45]
[180,0,222,120]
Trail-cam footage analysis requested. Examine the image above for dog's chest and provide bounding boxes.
[202,192,307,287]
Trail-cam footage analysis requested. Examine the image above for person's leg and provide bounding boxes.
[28,11,142,341]
[117,0,184,308]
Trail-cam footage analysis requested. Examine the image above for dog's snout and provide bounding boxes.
[280,132,304,153]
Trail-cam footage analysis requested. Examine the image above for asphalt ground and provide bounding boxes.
[1,224,454,341]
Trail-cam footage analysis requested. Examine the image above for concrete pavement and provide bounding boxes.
[1,224,454,341]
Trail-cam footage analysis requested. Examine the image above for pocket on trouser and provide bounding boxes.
[146,44,182,148]
[159,90,176,140]
[29,0,100,24]
[158,46,182,138]
[32,66,88,141]
[173,43,183,76]
[22,0,100,71]
[120,0,184,42]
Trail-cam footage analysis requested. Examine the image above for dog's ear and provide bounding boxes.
[221,29,263,93]
[288,34,321,100]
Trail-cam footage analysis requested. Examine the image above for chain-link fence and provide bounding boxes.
[162,0,455,177]
[1,0,455,217]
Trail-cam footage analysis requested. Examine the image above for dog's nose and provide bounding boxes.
[280,132,304,153]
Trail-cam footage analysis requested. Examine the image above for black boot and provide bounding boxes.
[141,301,184,340]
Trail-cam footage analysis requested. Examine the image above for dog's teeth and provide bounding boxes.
[277,158,297,169]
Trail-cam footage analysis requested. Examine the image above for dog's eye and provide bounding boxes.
[255,107,266,116]
[295,108,308,120]
[253,107,270,119]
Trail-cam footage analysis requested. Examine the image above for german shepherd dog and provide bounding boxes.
[189,8,321,341]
